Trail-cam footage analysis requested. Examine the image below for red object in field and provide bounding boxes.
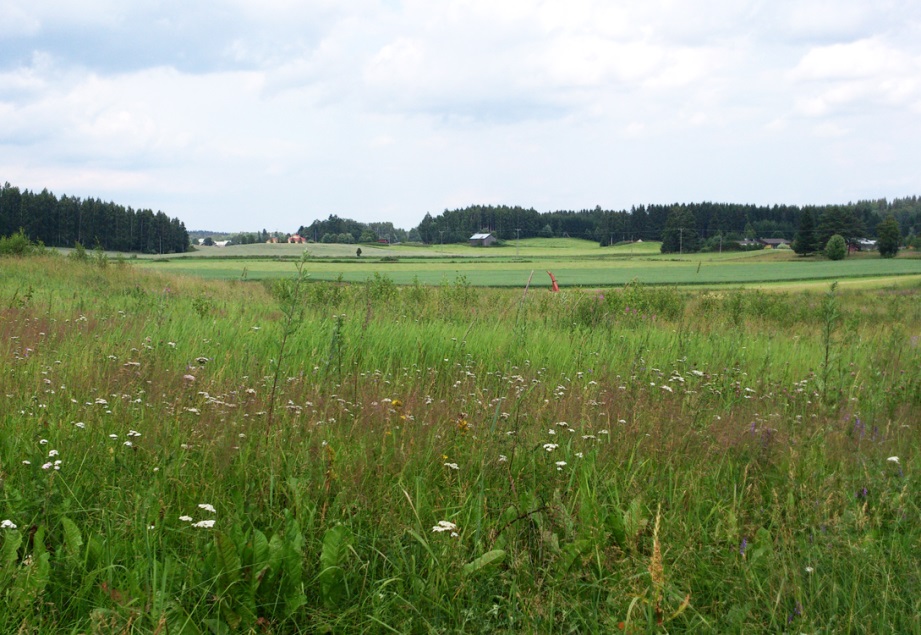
[547,271,559,292]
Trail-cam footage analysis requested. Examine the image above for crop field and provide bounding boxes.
[1,253,920,632]
[133,241,921,289]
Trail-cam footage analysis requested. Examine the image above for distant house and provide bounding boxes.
[469,232,497,247]
[853,238,877,252]
[266,237,279,244]
[287,234,307,244]
[214,240,231,247]
[758,238,791,249]
[737,239,761,248]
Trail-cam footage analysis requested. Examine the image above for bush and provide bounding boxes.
[825,234,847,260]
[0,229,36,257]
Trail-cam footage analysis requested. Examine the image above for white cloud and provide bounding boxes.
[2,0,921,230]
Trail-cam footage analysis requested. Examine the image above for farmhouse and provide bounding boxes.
[469,232,497,247]
[758,238,791,249]
[287,234,307,244]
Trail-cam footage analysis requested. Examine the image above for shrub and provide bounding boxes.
[825,234,847,260]
[0,229,36,256]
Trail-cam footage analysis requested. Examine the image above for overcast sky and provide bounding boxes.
[2,1,920,231]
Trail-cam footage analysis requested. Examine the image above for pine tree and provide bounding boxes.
[792,208,817,255]
[877,216,901,258]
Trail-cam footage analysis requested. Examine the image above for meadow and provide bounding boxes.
[1,252,920,633]
[132,240,921,288]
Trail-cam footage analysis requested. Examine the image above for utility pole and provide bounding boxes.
[679,228,683,254]
[515,228,520,258]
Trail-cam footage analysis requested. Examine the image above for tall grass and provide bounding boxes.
[1,255,919,632]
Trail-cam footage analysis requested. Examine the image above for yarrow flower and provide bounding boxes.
[555,461,567,471]
[887,456,900,465]
[1,520,17,530]
[198,503,217,514]
[432,520,459,537]
[192,520,215,528]
[543,443,558,452]
[444,462,459,470]
[178,515,193,522]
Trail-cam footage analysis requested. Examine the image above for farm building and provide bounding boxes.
[758,238,791,248]
[287,234,307,244]
[469,232,497,247]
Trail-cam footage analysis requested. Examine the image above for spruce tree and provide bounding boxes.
[793,208,817,255]
[877,216,901,258]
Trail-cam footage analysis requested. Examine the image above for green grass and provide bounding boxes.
[133,248,921,288]
[1,254,920,632]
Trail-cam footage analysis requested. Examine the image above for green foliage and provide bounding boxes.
[1,258,921,631]
[660,206,701,253]
[877,215,901,258]
[0,229,37,256]
[792,208,818,254]
[824,234,847,260]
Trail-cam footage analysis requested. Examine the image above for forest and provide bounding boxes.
[0,182,189,254]
[413,198,921,247]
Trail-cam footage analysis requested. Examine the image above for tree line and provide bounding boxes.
[0,182,189,253]
[411,198,921,249]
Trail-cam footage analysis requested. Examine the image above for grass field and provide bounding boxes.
[1,252,920,632]
[131,241,921,288]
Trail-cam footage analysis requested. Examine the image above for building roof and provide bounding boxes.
[470,233,493,240]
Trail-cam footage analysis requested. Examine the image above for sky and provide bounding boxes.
[2,1,920,232]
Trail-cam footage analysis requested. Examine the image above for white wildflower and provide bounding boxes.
[543,443,558,452]
[39,439,48,445]
[805,566,814,573]
[198,503,217,514]
[432,520,458,533]
[74,422,86,429]
[498,455,508,463]
[555,461,567,470]
[887,456,900,465]
[41,462,54,470]
[1,520,17,530]
[192,520,215,528]
[48,449,59,457]
[444,462,459,470]
[178,515,193,522]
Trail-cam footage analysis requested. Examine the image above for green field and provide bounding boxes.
[1,252,920,632]
[132,240,921,288]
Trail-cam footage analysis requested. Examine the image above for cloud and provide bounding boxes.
[2,0,921,231]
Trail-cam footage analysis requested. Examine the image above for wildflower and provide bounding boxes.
[74,422,86,429]
[432,520,458,533]
[661,384,673,392]
[178,515,193,522]
[444,462,459,470]
[1,520,17,529]
[124,441,133,447]
[39,439,48,445]
[48,449,59,457]
[805,566,814,574]
[887,456,900,465]
[41,462,54,470]
[183,374,196,382]
[22,460,30,465]
[128,430,141,437]
[739,537,748,556]
[543,443,558,452]
[555,461,567,471]
[548,429,556,435]
[192,520,215,528]
[109,434,118,439]
[498,455,508,463]
[575,452,584,458]
[198,503,217,513]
